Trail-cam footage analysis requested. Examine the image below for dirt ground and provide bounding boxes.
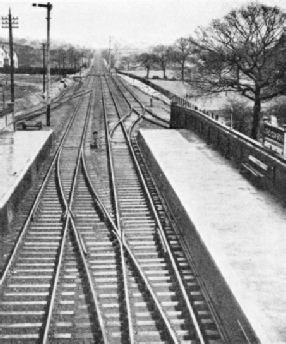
[0,73,75,115]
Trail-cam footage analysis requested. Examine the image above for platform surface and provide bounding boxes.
[0,130,52,209]
[139,128,286,343]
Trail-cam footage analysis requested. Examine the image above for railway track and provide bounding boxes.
[0,55,227,343]
[111,74,169,129]
[0,67,97,274]
[0,64,107,343]
[15,74,88,127]
[94,74,227,343]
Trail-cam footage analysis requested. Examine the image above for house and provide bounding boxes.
[0,45,18,68]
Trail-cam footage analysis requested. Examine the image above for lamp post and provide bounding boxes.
[32,2,52,126]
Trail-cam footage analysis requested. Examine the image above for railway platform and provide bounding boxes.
[0,129,53,233]
[138,128,286,344]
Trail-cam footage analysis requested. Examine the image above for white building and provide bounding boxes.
[0,45,18,68]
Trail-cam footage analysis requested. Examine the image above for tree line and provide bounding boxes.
[0,37,93,73]
[113,2,286,140]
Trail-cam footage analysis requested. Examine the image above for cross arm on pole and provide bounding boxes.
[32,3,52,9]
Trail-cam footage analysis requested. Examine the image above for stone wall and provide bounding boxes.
[171,102,286,199]
[0,131,53,233]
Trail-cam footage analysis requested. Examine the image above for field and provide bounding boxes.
[124,69,231,111]
[0,73,72,115]
[124,69,176,79]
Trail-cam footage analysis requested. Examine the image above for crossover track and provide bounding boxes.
[0,65,107,343]
[15,83,89,126]
[95,74,226,343]
[0,55,227,343]
[110,74,169,129]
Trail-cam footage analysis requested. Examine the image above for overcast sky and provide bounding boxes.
[0,0,286,49]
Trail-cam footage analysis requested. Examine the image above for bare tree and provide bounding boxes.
[191,3,286,139]
[120,55,134,70]
[152,45,171,79]
[67,46,78,69]
[174,37,193,81]
[136,53,157,78]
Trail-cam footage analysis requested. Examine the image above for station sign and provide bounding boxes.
[263,122,286,157]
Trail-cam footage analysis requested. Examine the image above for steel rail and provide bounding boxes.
[112,74,144,111]
[111,77,170,129]
[68,91,94,255]
[113,74,170,125]
[104,76,168,250]
[100,77,135,344]
[82,145,182,344]
[142,111,169,125]
[15,83,75,124]
[69,210,108,344]
[141,115,169,128]
[143,162,229,342]
[128,114,207,344]
[41,211,70,344]
[103,75,182,344]
[15,78,90,125]
[68,88,109,344]
[81,110,179,343]
[42,89,109,343]
[111,75,169,130]
[0,88,90,341]
[109,108,134,138]
[0,87,85,288]
[106,74,207,343]
[41,91,90,343]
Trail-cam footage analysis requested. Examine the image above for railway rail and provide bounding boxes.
[0,65,106,343]
[96,74,226,343]
[0,56,227,343]
[0,67,96,274]
[15,81,87,127]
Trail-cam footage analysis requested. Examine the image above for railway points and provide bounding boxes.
[0,54,284,343]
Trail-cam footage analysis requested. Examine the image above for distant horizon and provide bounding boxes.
[0,0,285,50]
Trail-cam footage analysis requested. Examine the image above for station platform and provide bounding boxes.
[138,128,286,344]
[0,130,53,233]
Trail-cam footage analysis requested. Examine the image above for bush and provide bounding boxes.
[265,96,286,126]
[222,97,253,136]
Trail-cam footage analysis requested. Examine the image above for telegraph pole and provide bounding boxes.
[79,53,83,80]
[109,36,111,74]
[32,2,52,126]
[42,43,46,96]
[2,8,18,130]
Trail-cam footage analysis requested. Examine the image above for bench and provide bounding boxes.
[241,155,269,186]
[20,121,43,130]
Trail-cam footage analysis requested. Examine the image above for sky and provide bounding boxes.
[0,0,286,49]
